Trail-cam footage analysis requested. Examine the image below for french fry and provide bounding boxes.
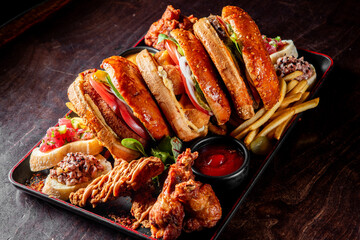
[293,98,320,114]
[280,92,302,109]
[283,71,304,81]
[271,96,319,120]
[299,82,309,94]
[267,128,276,139]
[235,78,286,140]
[230,108,265,137]
[235,126,252,140]
[274,118,291,140]
[248,78,286,131]
[297,91,310,104]
[286,79,298,93]
[288,80,308,96]
[244,128,259,147]
[274,97,320,139]
[257,109,295,137]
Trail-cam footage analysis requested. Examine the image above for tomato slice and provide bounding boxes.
[90,78,118,112]
[90,77,149,140]
[165,40,180,66]
[115,99,149,140]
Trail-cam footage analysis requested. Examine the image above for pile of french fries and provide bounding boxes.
[230,71,319,149]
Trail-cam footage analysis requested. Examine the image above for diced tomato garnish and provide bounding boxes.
[58,118,72,128]
[39,119,90,152]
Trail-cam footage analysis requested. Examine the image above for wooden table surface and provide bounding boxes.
[1,0,359,239]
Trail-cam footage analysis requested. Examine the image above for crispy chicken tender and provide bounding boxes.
[130,182,157,229]
[69,157,164,208]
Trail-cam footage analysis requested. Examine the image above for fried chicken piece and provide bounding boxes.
[144,5,197,50]
[69,157,164,207]
[149,149,197,240]
[130,182,157,229]
[174,179,222,232]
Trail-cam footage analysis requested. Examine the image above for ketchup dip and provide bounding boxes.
[194,144,244,177]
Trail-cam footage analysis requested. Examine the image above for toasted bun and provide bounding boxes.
[136,49,209,141]
[307,64,317,87]
[170,29,231,125]
[100,56,170,141]
[42,154,112,200]
[67,72,141,161]
[30,138,103,172]
[193,17,255,120]
[222,6,280,110]
[270,40,298,64]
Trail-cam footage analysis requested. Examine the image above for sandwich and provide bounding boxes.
[262,35,298,64]
[30,117,103,172]
[222,6,280,109]
[42,152,112,200]
[136,29,232,141]
[68,56,170,160]
[193,6,280,120]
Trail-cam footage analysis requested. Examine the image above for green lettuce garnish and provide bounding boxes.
[121,138,148,157]
[121,136,182,168]
[106,75,125,101]
[226,23,242,56]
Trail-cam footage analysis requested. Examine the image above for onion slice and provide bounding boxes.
[178,56,212,115]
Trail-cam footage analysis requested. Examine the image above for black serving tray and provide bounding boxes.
[9,40,333,239]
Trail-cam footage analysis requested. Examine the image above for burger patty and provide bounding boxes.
[82,70,147,145]
[208,15,232,46]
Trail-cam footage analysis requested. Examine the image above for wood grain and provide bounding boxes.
[0,0,359,239]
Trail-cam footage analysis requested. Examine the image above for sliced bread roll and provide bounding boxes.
[42,154,111,200]
[270,40,298,64]
[30,138,103,172]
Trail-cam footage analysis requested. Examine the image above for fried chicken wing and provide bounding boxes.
[174,179,222,232]
[131,182,157,229]
[149,149,197,240]
[69,157,164,207]
[144,5,197,50]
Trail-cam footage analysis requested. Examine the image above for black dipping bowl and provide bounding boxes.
[191,135,250,192]
[119,46,159,58]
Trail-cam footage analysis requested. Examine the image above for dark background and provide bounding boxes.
[1,0,359,239]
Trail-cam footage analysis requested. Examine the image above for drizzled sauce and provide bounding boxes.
[194,144,244,176]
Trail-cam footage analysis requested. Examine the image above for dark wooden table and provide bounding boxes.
[1,0,359,239]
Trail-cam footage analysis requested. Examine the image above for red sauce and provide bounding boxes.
[194,144,244,176]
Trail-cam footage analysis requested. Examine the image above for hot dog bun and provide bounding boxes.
[193,17,255,120]
[170,29,231,125]
[222,6,280,110]
[100,56,170,141]
[68,70,141,161]
[42,154,112,200]
[30,138,103,172]
[136,49,209,141]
